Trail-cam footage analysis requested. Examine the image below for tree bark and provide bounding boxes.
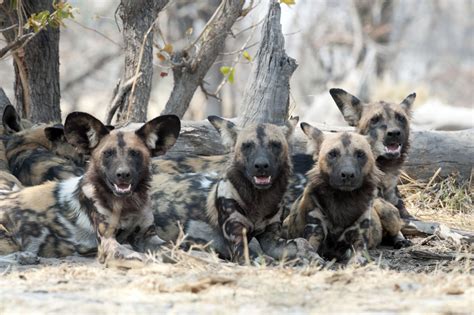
[125,121,473,180]
[0,88,12,114]
[161,0,244,118]
[239,0,297,127]
[115,0,169,123]
[0,0,61,123]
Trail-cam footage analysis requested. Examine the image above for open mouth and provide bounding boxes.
[113,183,132,195]
[253,175,272,186]
[384,143,401,155]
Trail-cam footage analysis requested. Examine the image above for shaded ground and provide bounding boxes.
[0,234,472,314]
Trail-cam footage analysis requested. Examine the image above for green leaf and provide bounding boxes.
[220,66,235,84]
[280,0,296,6]
[242,50,252,61]
[220,66,231,76]
[220,66,236,84]
[228,68,235,84]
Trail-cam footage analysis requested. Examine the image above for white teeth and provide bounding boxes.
[114,183,131,193]
[384,144,401,154]
[253,176,272,185]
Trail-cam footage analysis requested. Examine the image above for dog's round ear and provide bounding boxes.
[2,105,22,134]
[208,115,239,149]
[280,116,299,139]
[301,122,324,157]
[44,124,65,142]
[329,88,363,127]
[136,115,181,157]
[64,112,109,153]
[400,92,416,116]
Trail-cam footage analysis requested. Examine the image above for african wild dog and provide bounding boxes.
[151,116,321,263]
[4,120,85,186]
[0,112,180,267]
[329,88,416,220]
[283,123,405,264]
[0,105,33,193]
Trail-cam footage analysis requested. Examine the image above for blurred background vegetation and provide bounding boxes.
[0,0,472,129]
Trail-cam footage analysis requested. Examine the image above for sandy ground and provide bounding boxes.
[0,233,473,314]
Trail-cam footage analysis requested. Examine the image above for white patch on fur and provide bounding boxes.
[216,179,245,207]
[146,132,158,150]
[58,177,82,210]
[58,176,96,245]
[199,177,214,189]
[86,129,99,148]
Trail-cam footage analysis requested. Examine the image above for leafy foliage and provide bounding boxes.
[24,1,75,33]
[220,66,235,84]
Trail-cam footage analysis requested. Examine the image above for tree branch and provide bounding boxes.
[161,0,245,118]
[105,72,142,125]
[0,32,34,59]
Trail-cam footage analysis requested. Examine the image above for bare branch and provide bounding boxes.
[105,72,142,125]
[0,32,33,59]
[161,0,245,118]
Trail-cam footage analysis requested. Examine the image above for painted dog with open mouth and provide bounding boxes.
[0,112,180,267]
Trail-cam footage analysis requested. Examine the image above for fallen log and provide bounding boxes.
[125,120,473,180]
[402,220,474,244]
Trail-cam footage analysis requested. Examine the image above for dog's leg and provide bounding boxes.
[128,209,165,253]
[256,221,325,265]
[93,211,147,268]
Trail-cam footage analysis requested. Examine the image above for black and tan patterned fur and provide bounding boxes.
[0,105,33,193]
[329,88,416,220]
[0,104,86,186]
[152,116,320,263]
[283,123,404,264]
[0,112,180,267]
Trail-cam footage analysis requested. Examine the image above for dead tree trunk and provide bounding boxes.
[239,0,297,126]
[114,0,169,124]
[0,0,61,123]
[0,88,12,114]
[161,0,244,118]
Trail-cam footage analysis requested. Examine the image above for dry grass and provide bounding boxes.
[0,174,473,314]
[400,171,473,230]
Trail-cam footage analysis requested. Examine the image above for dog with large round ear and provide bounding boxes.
[2,105,33,134]
[64,112,181,157]
[135,115,181,157]
[64,112,111,154]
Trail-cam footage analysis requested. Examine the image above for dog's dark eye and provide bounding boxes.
[242,142,254,151]
[370,116,381,125]
[355,150,366,160]
[129,149,140,157]
[270,141,282,151]
[103,149,114,158]
[395,113,406,124]
[327,149,339,159]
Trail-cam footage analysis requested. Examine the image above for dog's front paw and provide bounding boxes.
[293,238,326,266]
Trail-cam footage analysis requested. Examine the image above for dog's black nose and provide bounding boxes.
[387,129,401,138]
[254,157,270,170]
[116,168,131,180]
[340,168,355,180]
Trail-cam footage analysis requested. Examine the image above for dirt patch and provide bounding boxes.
[0,234,472,314]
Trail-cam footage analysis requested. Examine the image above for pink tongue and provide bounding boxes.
[387,144,399,151]
[254,176,271,185]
